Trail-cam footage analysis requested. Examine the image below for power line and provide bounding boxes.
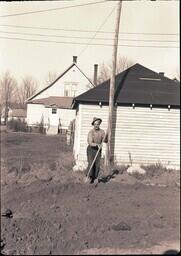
[0,30,178,42]
[0,1,107,18]
[0,36,179,48]
[78,4,117,56]
[0,24,178,36]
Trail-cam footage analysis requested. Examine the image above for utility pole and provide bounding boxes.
[105,0,122,172]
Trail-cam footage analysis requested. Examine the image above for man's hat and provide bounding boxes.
[91,117,102,125]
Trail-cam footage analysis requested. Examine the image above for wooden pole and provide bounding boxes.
[105,0,122,172]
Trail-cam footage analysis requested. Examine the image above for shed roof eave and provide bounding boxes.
[72,100,180,109]
[72,100,108,109]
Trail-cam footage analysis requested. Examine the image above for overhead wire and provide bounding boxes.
[0,24,179,36]
[0,1,107,18]
[0,0,178,49]
[0,30,178,42]
[0,36,179,48]
[78,4,117,56]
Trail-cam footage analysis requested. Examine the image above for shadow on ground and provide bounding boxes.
[163,249,179,255]
[98,169,120,184]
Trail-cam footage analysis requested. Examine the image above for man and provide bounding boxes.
[86,117,108,184]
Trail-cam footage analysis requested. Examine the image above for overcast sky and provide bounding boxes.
[0,0,179,89]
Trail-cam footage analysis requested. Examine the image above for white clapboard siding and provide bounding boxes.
[73,106,81,159]
[114,106,180,166]
[26,103,45,125]
[74,104,180,168]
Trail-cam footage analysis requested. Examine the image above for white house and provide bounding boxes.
[26,56,95,135]
[72,64,180,170]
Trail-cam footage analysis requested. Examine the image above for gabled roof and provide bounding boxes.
[73,63,180,108]
[26,63,94,102]
[28,96,74,109]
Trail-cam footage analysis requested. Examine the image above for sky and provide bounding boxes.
[0,0,179,90]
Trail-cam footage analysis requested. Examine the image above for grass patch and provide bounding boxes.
[1,131,74,178]
[130,172,145,180]
[141,163,174,178]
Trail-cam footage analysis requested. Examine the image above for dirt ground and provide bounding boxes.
[1,130,180,255]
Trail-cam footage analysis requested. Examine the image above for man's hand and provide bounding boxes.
[97,144,101,149]
[92,143,101,149]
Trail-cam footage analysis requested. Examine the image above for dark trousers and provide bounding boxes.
[87,145,101,180]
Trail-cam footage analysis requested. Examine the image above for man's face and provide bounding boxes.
[94,121,100,130]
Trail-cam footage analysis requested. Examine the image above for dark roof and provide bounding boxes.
[28,96,74,109]
[72,63,180,108]
[26,63,94,102]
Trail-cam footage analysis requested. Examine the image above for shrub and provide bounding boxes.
[37,121,45,134]
[28,122,46,134]
[7,119,28,132]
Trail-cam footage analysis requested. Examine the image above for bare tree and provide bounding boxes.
[116,55,134,73]
[97,62,110,84]
[0,101,3,125]
[18,76,38,105]
[45,71,58,86]
[0,71,18,124]
[97,55,134,84]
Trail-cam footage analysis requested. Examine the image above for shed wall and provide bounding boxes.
[74,104,180,168]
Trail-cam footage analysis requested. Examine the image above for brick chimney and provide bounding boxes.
[159,72,164,76]
[73,56,77,63]
[94,64,98,86]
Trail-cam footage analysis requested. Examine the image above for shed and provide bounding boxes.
[72,63,180,170]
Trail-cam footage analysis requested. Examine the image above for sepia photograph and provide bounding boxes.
[0,0,180,255]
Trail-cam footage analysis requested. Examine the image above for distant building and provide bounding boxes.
[0,103,27,124]
[26,56,95,135]
[72,63,180,170]
[10,109,27,121]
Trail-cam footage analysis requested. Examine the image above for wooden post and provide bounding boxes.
[105,0,122,172]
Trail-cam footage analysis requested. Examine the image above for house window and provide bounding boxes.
[64,83,70,96]
[64,90,69,96]
[64,82,78,97]
[71,83,78,97]
[52,108,57,114]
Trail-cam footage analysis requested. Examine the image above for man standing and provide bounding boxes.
[86,117,108,184]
